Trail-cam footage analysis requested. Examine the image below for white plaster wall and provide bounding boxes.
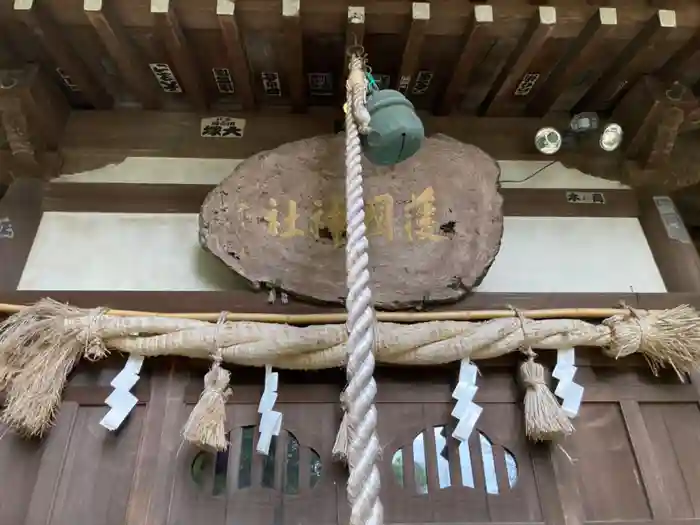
[54,157,629,189]
[19,158,665,293]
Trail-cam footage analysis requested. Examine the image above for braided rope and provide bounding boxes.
[343,54,383,525]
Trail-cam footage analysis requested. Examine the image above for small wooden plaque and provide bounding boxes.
[199,134,504,310]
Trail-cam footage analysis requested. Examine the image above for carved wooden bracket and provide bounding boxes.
[0,65,67,183]
[562,76,700,191]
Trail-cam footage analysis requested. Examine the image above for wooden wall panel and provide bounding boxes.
[0,357,700,524]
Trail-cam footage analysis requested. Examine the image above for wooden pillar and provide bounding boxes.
[636,189,700,483]
[480,6,557,116]
[84,0,161,109]
[0,64,68,178]
[436,5,493,115]
[638,191,700,293]
[0,177,43,290]
[151,0,208,110]
[217,0,255,110]
[13,0,113,109]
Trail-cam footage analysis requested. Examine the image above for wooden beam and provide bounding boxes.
[216,0,255,110]
[281,0,305,112]
[0,290,696,314]
[0,178,43,290]
[13,0,112,109]
[150,0,207,110]
[58,109,629,171]
[59,107,608,164]
[574,9,679,112]
[84,0,161,109]
[42,183,639,218]
[437,5,493,115]
[480,6,557,116]
[526,7,618,117]
[396,2,430,95]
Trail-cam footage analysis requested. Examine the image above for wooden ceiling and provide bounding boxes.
[0,0,699,117]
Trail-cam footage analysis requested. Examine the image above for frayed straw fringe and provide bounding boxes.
[0,299,107,437]
[603,305,700,378]
[520,357,574,442]
[182,361,232,451]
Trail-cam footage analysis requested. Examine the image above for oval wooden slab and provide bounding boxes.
[199,134,504,310]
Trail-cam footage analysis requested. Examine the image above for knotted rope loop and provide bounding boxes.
[205,311,231,392]
[508,305,537,360]
[76,307,108,361]
[602,302,649,359]
[346,51,371,135]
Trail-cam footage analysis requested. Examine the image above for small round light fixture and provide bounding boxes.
[0,74,17,90]
[599,123,623,152]
[535,126,562,155]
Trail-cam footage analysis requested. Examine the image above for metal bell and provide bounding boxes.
[361,89,424,166]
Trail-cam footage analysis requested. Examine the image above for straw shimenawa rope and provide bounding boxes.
[182,311,232,452]
[1,299,700,438]
[344,53,383,525]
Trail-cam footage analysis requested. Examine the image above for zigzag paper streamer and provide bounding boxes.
[256,365,283,455]
[100,355,144,431]
[451,359,483,442]
[553,347,584,418]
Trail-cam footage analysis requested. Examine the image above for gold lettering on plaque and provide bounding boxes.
[404,186,443,241]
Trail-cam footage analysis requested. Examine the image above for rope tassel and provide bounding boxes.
[182,312,232,452]
[520,354,574,442]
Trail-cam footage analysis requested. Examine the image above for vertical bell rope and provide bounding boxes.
[343,52,384,525]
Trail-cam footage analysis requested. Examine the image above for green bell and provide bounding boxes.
[361,89,424,166]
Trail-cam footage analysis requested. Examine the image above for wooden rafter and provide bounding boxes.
[574,9,683,112]
[437,5,493,115]
[84,0,161,109]
[13,0,113,109]
[216,0,255,110]
[480,6,557,116]
[525,7,619,117]
[396,2,430,95]
[151,0,208,110]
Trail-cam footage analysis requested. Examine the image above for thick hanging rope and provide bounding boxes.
[343,53,383,525]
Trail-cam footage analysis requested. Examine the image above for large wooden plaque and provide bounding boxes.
[199,134,503,309]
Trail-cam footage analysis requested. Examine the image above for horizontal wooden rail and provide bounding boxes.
[0,291,696,318]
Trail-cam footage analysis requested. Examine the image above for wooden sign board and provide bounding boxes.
[199,134,504,309]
